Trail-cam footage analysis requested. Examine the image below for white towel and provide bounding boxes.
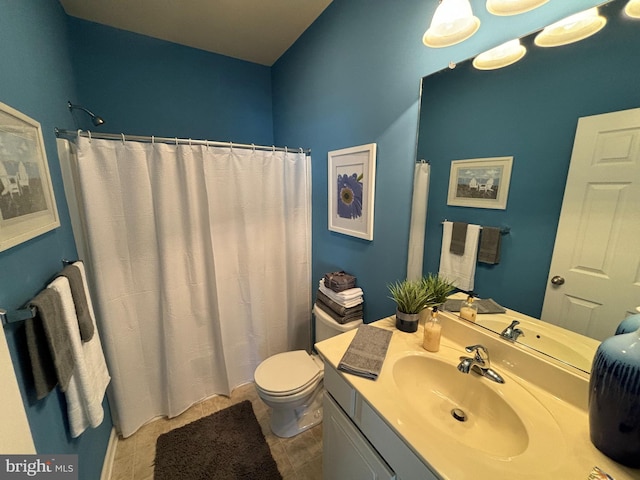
[48,266,110,438]
[438,221,480,292]
[318,281,363,308]
[318,279,363,300]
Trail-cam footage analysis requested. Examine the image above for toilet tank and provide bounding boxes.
[313,304,362,342]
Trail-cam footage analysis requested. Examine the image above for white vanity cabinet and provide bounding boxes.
[323,362,439,480]
[323,394,395,479]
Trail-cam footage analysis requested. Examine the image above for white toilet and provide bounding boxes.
[254,304,362,437]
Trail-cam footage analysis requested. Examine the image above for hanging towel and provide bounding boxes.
[49,272,110,438]
[338,324,392,380]
[449,222,468,255]
[438,221,480,292]
[478,226,502,264]
[26,289,76,400]
[57,264,94,342]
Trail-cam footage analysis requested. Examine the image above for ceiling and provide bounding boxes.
[59,0,333,66]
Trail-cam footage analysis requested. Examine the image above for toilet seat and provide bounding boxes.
[254,350,323,397]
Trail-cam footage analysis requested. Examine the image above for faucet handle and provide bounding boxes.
[464,344,489,365]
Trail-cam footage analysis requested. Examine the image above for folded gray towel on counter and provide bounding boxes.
[338,324,392,380]
[57,264,94,342]
[443,298,506,314]
[449,222,468,255]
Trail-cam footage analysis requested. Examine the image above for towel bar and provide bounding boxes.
[441,220,510,235]
[0,306,37,326]
[1,258,80,326]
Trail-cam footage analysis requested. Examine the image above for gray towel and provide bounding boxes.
[57,264,94,342]
[316,290,362,317]
[338,324,392,380]
[443,298,506,314]
[315,299,363,325]
[450,222,468,255]
[26,288,76,399]
[478,226,501,264]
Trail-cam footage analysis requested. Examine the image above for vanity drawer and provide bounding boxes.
[324,364,356,417]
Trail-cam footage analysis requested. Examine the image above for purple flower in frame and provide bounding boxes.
[337,173,363,219]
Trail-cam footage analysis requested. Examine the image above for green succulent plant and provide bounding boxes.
[421,273,456,306]
[387,279,436,314]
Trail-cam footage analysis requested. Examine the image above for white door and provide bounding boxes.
[541,108,640,341]
[0,326,36,453]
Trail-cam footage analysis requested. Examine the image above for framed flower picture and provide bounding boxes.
[328,143,376,240]
[0,101,60,252]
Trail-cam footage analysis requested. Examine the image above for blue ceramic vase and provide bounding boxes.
[615,313,640,335]
[589,326,640,467]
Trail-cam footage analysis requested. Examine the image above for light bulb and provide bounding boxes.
[534,7,606,47]
[423,0,480,48]
[473,39,526,70]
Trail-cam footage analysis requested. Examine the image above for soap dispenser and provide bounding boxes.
[460,294,478,322]
[423,307,442,352]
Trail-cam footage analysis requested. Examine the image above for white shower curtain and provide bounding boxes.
[69,136,311,437]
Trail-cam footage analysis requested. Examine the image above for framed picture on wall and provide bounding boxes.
[0,101,60,252]
[447,156,513,210]
[328,143,377,240]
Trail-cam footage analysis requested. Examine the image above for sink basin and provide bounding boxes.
[393,355,527,457]
[476,317,596,372]
[389,350,566,467]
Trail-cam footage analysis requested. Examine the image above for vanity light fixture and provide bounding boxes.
[423,0,480,48]
[534,7,607,47]
[486,0,549,16]
[625,0,640,18]
[472,39,526,70]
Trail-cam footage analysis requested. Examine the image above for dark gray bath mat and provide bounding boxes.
[154,400,282,480]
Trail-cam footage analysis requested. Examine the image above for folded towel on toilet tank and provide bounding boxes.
[315,299,363,325]
[318,280,363,306]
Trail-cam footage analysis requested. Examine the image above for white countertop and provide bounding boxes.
[316,315,639,480]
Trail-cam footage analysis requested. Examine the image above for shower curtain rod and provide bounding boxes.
[54,128,311,155]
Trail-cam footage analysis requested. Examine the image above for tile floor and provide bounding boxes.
[109,383,323,480]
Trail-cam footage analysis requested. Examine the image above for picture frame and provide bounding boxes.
[0,101,60,252]
[447,156,513,210]
[328,143,377,240]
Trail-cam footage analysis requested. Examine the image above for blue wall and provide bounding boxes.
[271,0,606,323]
[419,0,640,317]
[65,17,274,144]
[0,2,111,479]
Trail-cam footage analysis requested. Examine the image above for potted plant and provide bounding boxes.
[388,279,436,333]
[421,273,456,308]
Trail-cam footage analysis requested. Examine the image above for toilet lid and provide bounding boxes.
[254,350,322,395]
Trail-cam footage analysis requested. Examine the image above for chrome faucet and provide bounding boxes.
[500,319,525,342]
[457,344,505,383]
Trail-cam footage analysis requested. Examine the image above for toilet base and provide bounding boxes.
[269,389,324,438]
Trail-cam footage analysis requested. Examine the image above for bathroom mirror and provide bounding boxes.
[416,0,640,373]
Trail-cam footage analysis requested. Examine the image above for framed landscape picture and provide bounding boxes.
[0,101,60,252]
[328,143,377,240]
[447,156,513,210]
